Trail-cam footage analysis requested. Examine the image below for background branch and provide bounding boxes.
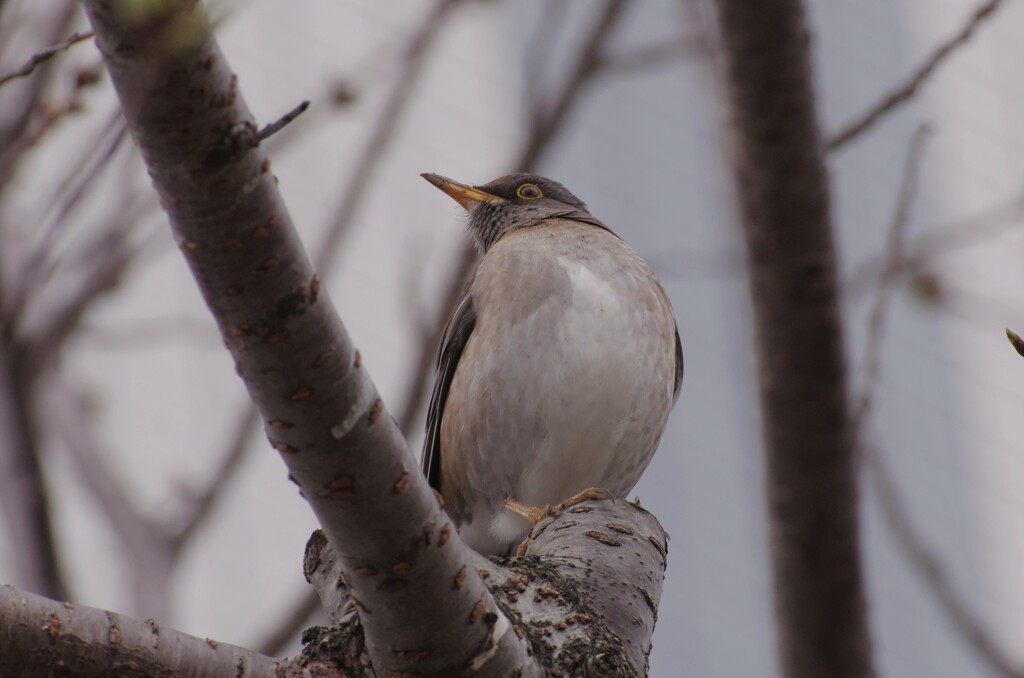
[827,0,1006,150]
[713,1,874,675]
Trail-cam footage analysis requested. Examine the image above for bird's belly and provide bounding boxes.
[459,261,674,511]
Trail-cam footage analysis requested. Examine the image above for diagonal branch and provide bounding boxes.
[0,30,93,87]
[80,1,530,673]
[315,0,462,267]
[827,0,1006,151]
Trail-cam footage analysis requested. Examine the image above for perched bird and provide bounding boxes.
[421,172,682,555]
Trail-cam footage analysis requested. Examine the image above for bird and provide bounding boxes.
[420,172,682,555]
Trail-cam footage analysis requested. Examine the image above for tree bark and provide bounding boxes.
[0,585,289,678]
[40,1,671,675]
[712,1,875,676]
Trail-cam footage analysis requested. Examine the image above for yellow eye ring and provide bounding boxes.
[516,183,543,199]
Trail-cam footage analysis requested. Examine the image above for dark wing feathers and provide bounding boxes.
[673,326,684,402]
[422,292,476,491]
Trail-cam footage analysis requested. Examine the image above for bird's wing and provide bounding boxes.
[555,209,622,239]
[422,289,477,492]
[673,326,684,403]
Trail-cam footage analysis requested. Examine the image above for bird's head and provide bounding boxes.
[421,172,591,253]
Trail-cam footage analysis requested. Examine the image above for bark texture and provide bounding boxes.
[79,1,525,675]
[304,495,668,677]
[712,1,875,676]
[0,585,289,678]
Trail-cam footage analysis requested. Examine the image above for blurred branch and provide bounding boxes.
[0,1,78,183]
[0,345,67,600]
[315,0,462,267]
[828,0,1006,151]
[597,34,712,74]
[847,186,1024,298]
[399,0,630,440]
[867,443,1024,678]
[254,588,323,658]
[850,128,1024,678]
[849,125,930,436]
[0,30,93,87]
[714,1,874,676]
[168,403,261,550]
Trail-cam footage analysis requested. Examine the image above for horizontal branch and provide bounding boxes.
[0,585,289,677]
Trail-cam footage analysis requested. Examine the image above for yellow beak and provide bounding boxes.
[421,173,500,211]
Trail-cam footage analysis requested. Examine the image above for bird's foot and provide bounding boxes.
[502,497,549,526]
[504,488,612,557]
[558,486,607,510]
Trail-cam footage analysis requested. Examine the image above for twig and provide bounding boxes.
[254,589,324,657]
[867,441,1024,678]
[168,403,262,549]
[254,100,309,144]
[850,129,1024,677]
[846,187,1024,299]
[0,31,93,87]
[827,0,1006,151]
[315,0,461,268]
[1006,329,1024,357]
[597,35,711,74]
[849,125,931,436]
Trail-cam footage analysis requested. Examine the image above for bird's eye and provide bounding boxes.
[516,184,542,199]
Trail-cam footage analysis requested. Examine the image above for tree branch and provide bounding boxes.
[827,0,1006,151]
[304,495,669,676]
[0,584,292,678]
[848,128,1024,678]
[315,0,462,267]
[713,1,874,676]
[80,1,532,673]
[0,30,93,87]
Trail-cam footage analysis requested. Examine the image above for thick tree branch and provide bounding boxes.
[713,1,874,676]
[304,496,668,676]
[827,0,1006,151]
[0,584,293,678]
[79,1,531,674]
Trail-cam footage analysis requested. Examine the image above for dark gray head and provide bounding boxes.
[421,172,595,252]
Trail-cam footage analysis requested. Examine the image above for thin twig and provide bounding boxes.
[597,35,711,74]
[255,589,324,657]
[0,31,93,87]
[169,404,262,549]
[254,101,309,144]
[867,441,1024,678]
[850,128,1024,677]
[849,124,931,435]
[315,0,461,268]
[827,0,1006,151]
[846,186,1024,299]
